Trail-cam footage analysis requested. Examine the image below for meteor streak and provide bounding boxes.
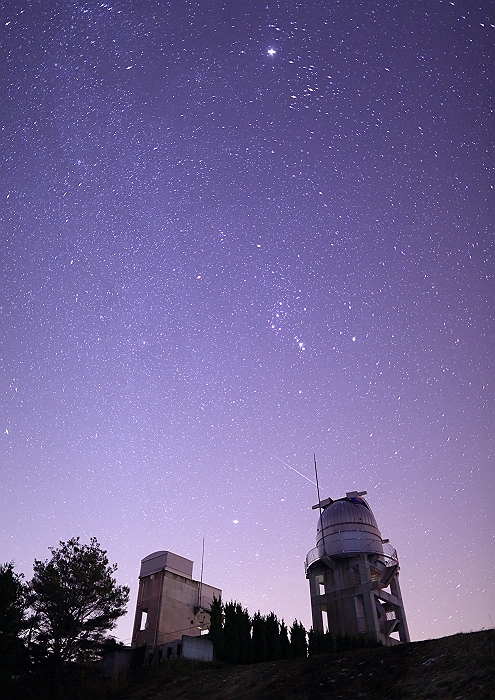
[269,453,316,485]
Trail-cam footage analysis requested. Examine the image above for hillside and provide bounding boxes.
[120,629,494,700]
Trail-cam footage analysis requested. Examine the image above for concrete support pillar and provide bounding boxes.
[307,552,409,646]
[308,571,324,633]
[357,555,381,640]
[390,573,410,642]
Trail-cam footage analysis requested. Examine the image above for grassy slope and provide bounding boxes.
[120,629,495,700]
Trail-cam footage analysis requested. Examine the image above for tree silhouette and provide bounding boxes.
[265,612,281,661]
[251,611,268,663]
[279,619,291,659]
[0,562,28,688]
[222,601,251,664]
[290,620,308,658]
[29,537,129,672]
[208,595,224,660]
[208,599,309,665]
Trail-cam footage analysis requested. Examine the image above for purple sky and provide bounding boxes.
[1,0,494,644]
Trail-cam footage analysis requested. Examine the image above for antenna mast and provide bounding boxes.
[314,453,326,553]
[198,537,205,610]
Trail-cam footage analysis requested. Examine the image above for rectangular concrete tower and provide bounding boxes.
[131,551,221,649]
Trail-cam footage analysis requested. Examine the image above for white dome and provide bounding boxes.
[316,494,384,558]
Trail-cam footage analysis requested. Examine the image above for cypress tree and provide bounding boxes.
[290,620,307,658]
[208,595,224,660]
[279,620,291,659]
[223,601,239,663]
[237,603,252,664]
[265,612,281,661]
[251,611,268,663]
[323,631,334,653]
[308,628,327,656]
[223,601,251,664]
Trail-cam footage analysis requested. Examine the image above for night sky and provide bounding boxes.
[1,0,494,645]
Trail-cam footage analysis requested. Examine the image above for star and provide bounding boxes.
[267,48,276,56]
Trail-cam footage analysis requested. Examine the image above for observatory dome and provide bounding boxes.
[316,492,384,558]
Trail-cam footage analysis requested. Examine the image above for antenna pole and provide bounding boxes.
[198,537,205,609]
[314,453,326,553]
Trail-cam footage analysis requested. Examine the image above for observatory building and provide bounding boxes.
[306,491,410,646]
[131,550,221,653]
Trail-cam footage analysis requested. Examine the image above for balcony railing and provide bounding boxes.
[305,541,399,573]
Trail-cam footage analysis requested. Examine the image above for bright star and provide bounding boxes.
[267,48,276,56]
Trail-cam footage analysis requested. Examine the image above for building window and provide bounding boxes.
[140,610,148,631]
[322,609,329,633]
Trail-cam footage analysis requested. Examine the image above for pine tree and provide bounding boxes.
[29,538,129,668]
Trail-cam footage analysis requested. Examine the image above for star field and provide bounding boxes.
[1,0,494,643]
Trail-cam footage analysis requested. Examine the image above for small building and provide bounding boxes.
[306,491,410,646]
[131,550,221,652]
[157,634,214,663]
[101,646,133,677]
